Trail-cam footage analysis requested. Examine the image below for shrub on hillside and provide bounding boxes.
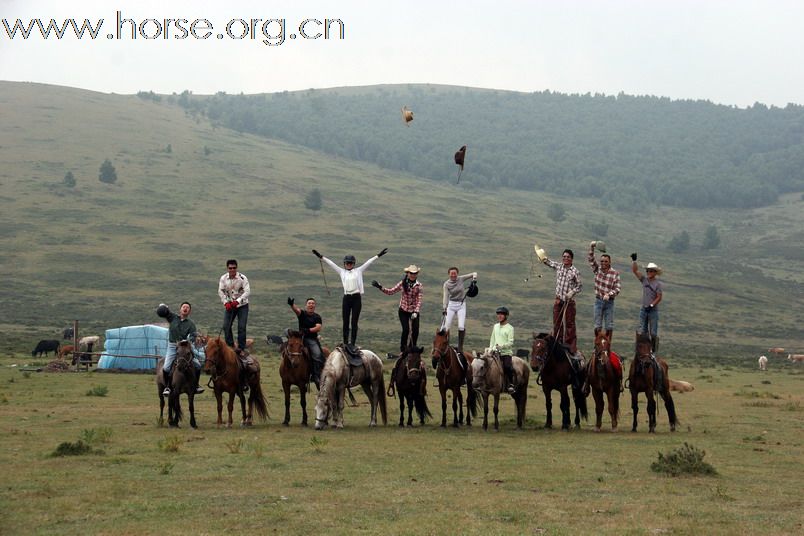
[651,443,717,476]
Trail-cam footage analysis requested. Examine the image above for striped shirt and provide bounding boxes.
[381,279,423,313]
[587,252,621,299]
[544,259,582,300]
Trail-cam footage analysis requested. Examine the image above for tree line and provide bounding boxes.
[157,86,804,209]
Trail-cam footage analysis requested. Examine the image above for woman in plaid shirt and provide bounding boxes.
[587,242,621,343]
[372,264,423,356]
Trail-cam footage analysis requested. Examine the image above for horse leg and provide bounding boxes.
[189,394,197,429]
[237,391,248,427]
[460,389,469,427]
[215,392,224,428]
[662,391,677,432]
[283,383,291,426]
[592,388,604,432]
[482,393,489,431]
[630,389,639,432]
[492,393,500,431]
[300,384,308,427]
[543,387,553,429]
[440,384,448,428]
[608,388,619,431]
[226,392,235,428]
[407,394,414,427]
[559,387,571,430]
[336,387,346,428]
[450,387,460,427]
[398,387,405,427]
[159,394,165,426]
[647,390,657,433]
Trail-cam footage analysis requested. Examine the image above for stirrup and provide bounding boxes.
[195,386,204,394]
[162,387,171,395]
[507,385,516,394]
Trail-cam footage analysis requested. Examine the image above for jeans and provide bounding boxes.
[162,342,202,372]
[638,306,659,339]
[593,297,615,331]
[223,303,249,350]
[303,337,324,363]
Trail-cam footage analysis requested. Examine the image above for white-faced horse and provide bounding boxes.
[314,346,387,430]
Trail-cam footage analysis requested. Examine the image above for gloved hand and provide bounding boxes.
[377,248,388,257]
[312,249,322,259]
[442,309,447,316]
[411,312,418,320]
[630,252,637,261]
[371,280,382,289]
[590,241,596,249]
[224,301,232,311]
[287,297,294,307]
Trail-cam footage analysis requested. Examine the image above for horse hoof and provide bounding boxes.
[594,427,601,432]
[282,421,289,427]
[398,423,404,428]
[612,427,618,433]
[335,424,344,429]
[670,425,676,432]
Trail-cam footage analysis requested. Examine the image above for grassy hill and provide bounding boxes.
[0,81,802,359]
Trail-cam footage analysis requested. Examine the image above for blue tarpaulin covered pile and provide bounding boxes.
[98,325,168,370]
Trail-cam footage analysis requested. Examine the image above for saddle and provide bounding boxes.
[238,351,259,373]
[339,343,364,367]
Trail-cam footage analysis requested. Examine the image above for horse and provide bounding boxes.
[204,337,268,427]
[156,341,197,428]
[279,330,313,426]
[588,332,622,431]
[314,346,387,430]
[628,332,677,433]
[431,329,476,427]
[470,348,529,430]
[530,332,588,430]
[389,345,432,427]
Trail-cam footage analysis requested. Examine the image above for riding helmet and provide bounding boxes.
[343,254,356,264]
[496,306,509,316]
[156,303,170,318]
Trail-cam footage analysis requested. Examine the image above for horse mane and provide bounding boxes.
[533,332,550,340]
[206,337,235,364]
[286,329,303,339]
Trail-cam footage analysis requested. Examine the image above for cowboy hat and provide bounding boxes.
[403,264,420,274]
[645,262,662,274]
[401,106,413,125]
[534,244,547,262]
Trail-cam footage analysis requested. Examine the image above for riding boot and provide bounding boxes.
[605,330,613,344]
[194,368,204,394]
[458,330,466,354]
[162,369,172,395]
[651,336,659,356]
[502,355,516,394]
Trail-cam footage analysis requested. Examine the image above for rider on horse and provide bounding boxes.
[287,296,324,385]
[157,302,204,396]
[489,306,516,394]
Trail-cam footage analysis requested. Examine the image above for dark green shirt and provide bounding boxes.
[166,311,197,343]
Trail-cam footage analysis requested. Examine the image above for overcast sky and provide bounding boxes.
[1,0,802,107]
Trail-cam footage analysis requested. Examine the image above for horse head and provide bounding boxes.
[203,337,231,375]
[471,348,498,391]
[635,332,653,361]
[594,332,610,364]
[175,340,195,373]
[531,332,551,372]
[403,346,424,381]
[283,330,307,368]
[431,329,450,369]
[314,349,343,430]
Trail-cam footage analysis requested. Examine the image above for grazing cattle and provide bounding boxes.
[58,345,75,360]
[768,347,785,354]
[32,340,60,357]
[788,354,804,363]
[79,335,100,347]
[62,327,74,340]
[668,379,694,393]
[758,355,768,371]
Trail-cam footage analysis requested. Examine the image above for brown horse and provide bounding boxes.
[278,330,329,426]
[588,332,622,432]
[431,329,476,427]
[156,341,197,428]
[628,332,677,433]
[389,345,432,427]
[470,349,529,430]
[530,332,588,430]
[204,337,268,427]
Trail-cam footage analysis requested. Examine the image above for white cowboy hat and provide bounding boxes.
[645,262,662,274]
[534,244,547,262]
[403,264,420,274]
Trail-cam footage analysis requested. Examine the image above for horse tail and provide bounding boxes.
[377,373,388,425]
[572,383,588,421]
[250,378,270,421]
[415,390,432,422]
[466,383,478,417]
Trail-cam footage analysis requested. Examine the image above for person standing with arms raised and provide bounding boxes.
[313,247,387,346]
[542,248,583,355]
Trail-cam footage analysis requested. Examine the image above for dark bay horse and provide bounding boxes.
[431,329,477,427]
[530,332,588,430]
[279,330,312,426]
[628,332,677,433]
[156,341,197,428]
[470,349,529,430]
[389,345,432,427]
[589,332,622,431]
[204,337,268,427]
[314,346,387,430]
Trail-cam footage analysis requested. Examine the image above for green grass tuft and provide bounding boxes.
[651,442,717,477]
[86,385,109,397]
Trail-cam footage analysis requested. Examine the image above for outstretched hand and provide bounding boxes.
[630,252,638,261]
[312,249,323,259]
[287,297,294,307]
[377,247,388,257]
[371,280,382,289]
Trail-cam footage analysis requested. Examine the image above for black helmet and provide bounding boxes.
[495,306,509,316]
[343,255,356,264]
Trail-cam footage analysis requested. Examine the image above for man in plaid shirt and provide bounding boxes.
[542,249,583,354]
[372,264,423,356]
[588,242,621,343]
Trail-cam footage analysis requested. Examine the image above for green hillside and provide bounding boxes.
[1,81,802,359]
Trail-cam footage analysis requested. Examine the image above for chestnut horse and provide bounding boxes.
[530,332,588,430]
[431,329,476,427]
[628,332,677,433]
[314,346,387,430]
[470,348,529,431]
[204,337,268,427]
[156,341,197,428]
[588,332,621,431]
[389,345,432,427]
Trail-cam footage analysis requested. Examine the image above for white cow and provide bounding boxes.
[669,379,694,393]
[788,354,804,363]
[758,355,768,371]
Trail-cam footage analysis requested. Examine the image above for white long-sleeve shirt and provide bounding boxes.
[322,255,378,295]
[218,271,250,305]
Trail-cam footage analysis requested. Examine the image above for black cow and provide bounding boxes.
[63,327,74,340]
[32,340,60,357]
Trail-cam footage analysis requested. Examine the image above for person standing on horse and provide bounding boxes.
[287,296,324,385]
[157,302,203,396]
[441,266,478,354]
[587,242,621,343]
[542,248,583,355]
[313,248,387,346]
[372,264,423,357]
[489,306,516,394]
[631,253,663,353]
[218,259,251,356]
